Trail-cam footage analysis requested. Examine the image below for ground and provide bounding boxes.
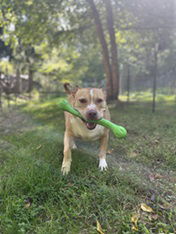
[0,97,176,233]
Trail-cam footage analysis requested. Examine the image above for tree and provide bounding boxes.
[103,0,119,99]
[86,0,120,100]
[86,0,113,99]
[1,0,175,102]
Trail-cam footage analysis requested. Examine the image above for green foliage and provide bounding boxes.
[0,60,14,73]
[0,0,176,92]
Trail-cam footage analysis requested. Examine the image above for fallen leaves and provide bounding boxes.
[158,201,172,210]
[96,220,105,234]
[36,144,42,150]
[131,213,140,226]
[129,151,138,158]
[131,203,156,231]
[131,213,140,231]
[24,197,33,208]
[131,198,175,232]
[131,225,139,231]
[149,173,164,182]
[148,213,159,221]
[140,203,154,213]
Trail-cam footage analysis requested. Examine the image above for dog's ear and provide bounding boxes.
[98,84,107,99]
[64,83,72,94]
[64,83,79,96]
[101,88,107,100]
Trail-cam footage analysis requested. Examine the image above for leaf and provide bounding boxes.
[132,225,138,231]
[149,173,164,182]
[96,220,105,234]
[159,201,171,210]
[154,173,164,179]
[131,214,139,232]
[149,214,158,221]
[131,214,139,226]
[140,203,153,213]
[148,174,155,182]
[129,151,138,158]
[24,197,33,208]
[25,202,31,208]
[153,139,159,144]
[36,145,42,150]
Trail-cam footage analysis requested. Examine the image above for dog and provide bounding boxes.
[61,83,110,175]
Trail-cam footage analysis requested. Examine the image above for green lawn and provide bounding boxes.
[0,97,176,233]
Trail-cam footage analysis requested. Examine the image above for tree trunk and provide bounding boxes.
[0,72,2,109]
[86,0,113,100]
[127,64,130,102]
[0,88,2,109]
[16,68,21,94]
[28,66,33,93]
[152,44,158,113]
[103,0,120,100]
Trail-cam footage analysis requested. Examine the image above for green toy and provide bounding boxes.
[58,99,127,139]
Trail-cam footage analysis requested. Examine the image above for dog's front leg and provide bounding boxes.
[98,130,109,171]
[61,131,73,175]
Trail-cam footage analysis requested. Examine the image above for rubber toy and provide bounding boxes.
[58,99,127,139]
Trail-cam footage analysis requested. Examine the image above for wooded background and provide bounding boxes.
[0,0,176,107]
[1,2,176,233]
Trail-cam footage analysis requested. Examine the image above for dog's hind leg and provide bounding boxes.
[61,131,73,175]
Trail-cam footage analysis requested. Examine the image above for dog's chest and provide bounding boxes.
[70,118,104,141]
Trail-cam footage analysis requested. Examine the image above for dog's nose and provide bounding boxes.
[86,110,98,120]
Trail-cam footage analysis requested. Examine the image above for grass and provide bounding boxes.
[120,90,176,103]
[0,96,176,233]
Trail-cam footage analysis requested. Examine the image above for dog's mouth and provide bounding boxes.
[81,119,97,130]
[85,122,97,130]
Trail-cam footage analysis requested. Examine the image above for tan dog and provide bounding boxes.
[61,83,110,175]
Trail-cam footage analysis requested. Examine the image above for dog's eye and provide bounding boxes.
[79,98,87,104]
[96,98,103,103]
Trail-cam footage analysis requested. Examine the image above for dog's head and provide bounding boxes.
[64,83,107,130]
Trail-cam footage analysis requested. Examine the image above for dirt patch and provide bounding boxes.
[0,108,35,135]
[0,108,36,167]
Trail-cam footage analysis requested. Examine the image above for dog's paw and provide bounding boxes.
[61,163,71,175]
[99,158,108,171]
